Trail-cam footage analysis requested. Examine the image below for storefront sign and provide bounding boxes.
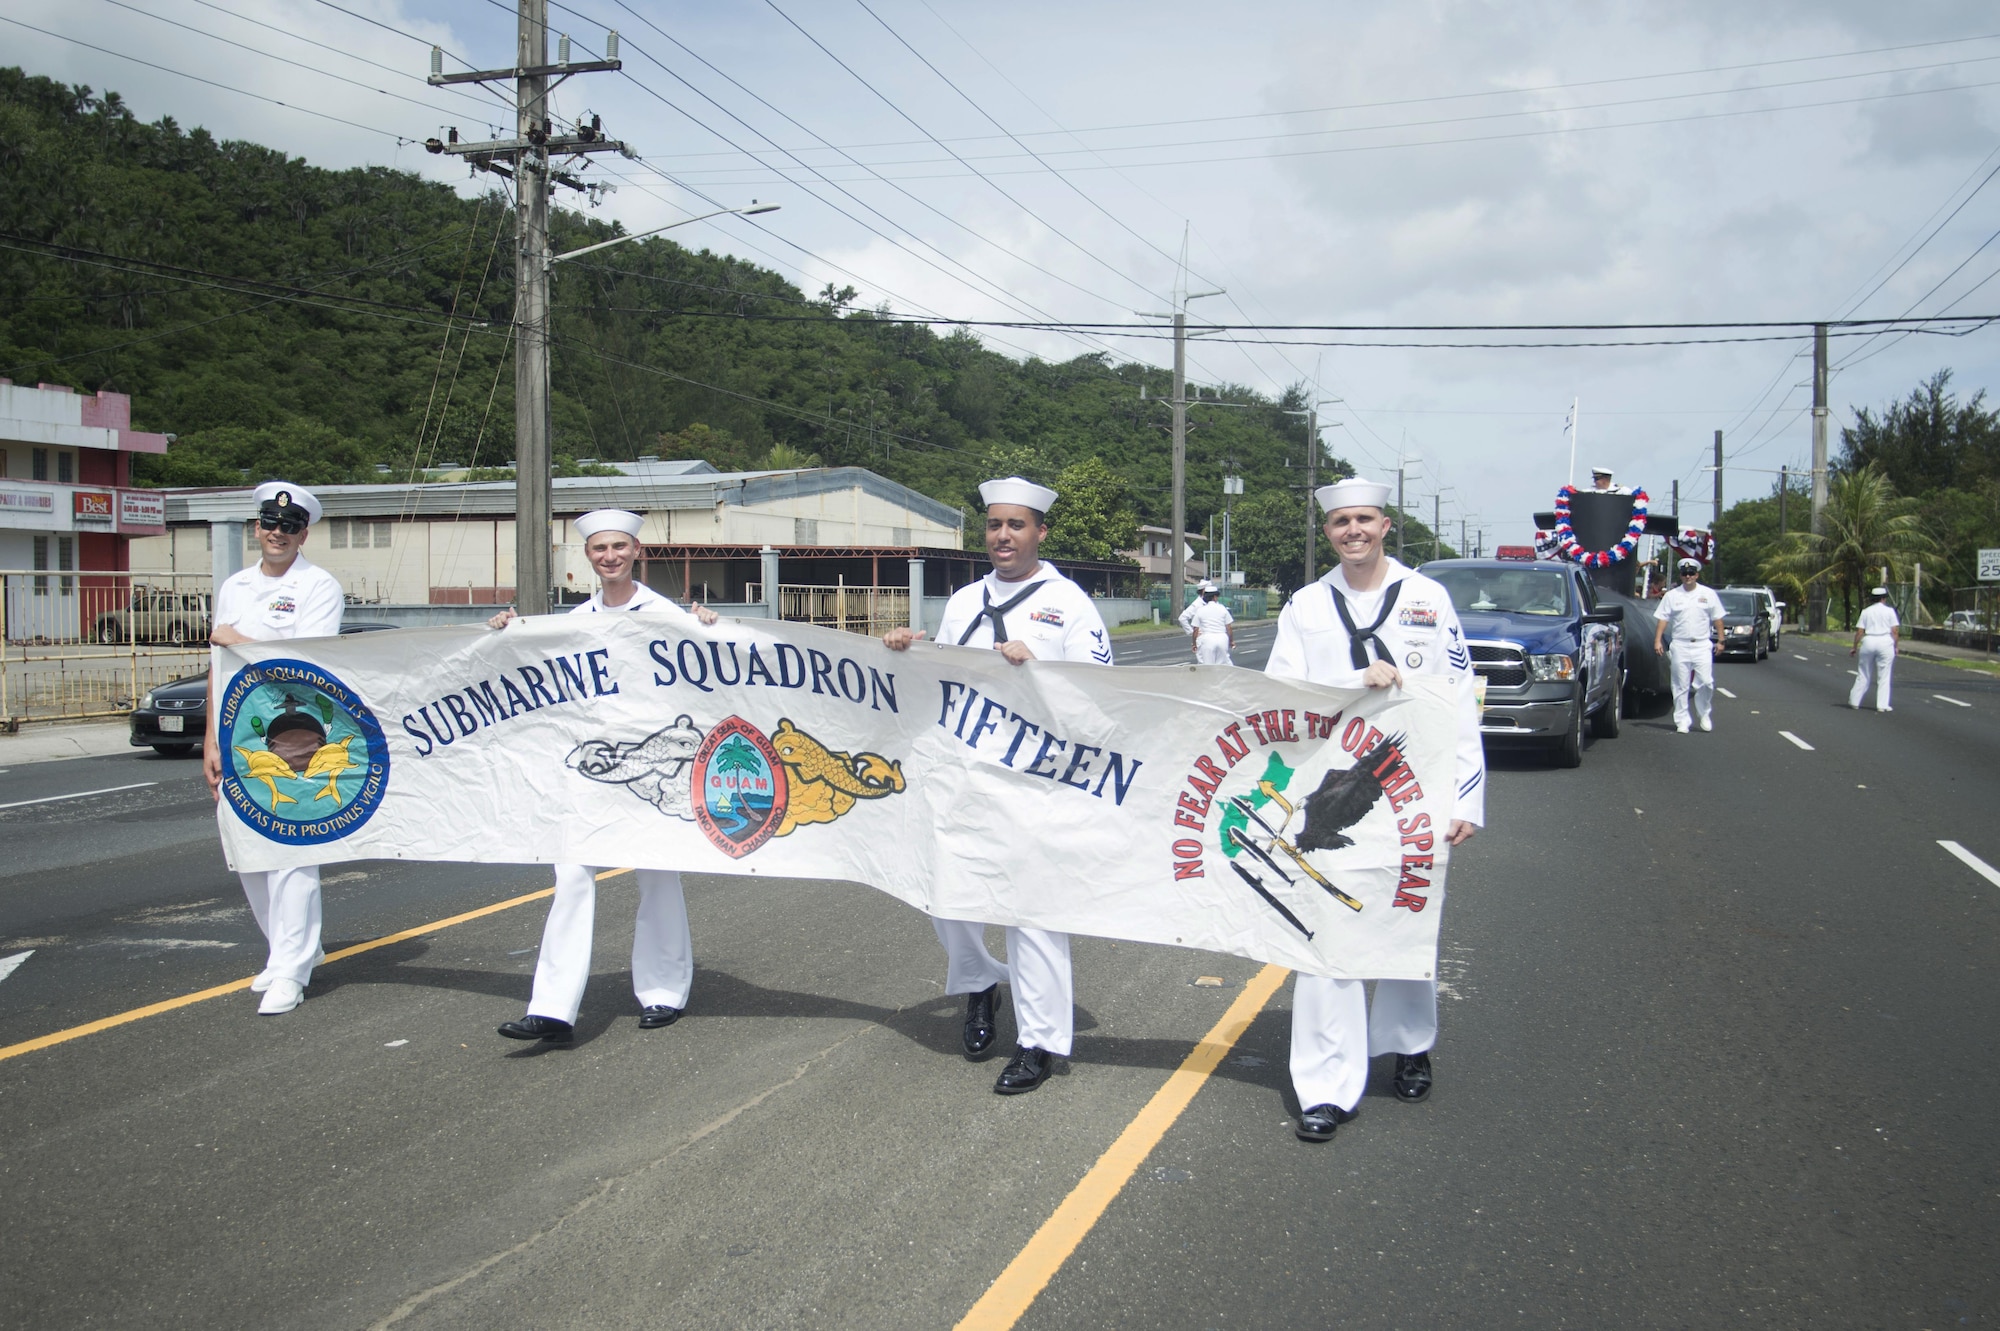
[118,489,165,531]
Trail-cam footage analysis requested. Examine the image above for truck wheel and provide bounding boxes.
[97,619,122,645]
[1590,670,1622,738]
[1550,684,1584,768]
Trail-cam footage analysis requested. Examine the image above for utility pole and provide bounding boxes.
[1282,395,1340,587]
[1139,244,1222,616]
[1809,323,1830,632]
[1396,462,1407,562]
[1778,464,1788,536]
[424,6,628,614]
[1711,429,1724,585]
[1433,490,1442,561]
[1671,479,1679,526]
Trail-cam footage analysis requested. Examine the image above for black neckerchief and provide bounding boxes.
[1327,574,1403,670]
[959,576,1049,645]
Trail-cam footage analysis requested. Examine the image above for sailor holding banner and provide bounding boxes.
[883,476,1112,1094]
[487,509,720,1043]
[1264,476,1485,1142]
[1179,579,1236,664]
[205,481,345,1016]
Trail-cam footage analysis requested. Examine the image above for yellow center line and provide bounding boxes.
[0,869,632,1065]
[955,962,1290,1331]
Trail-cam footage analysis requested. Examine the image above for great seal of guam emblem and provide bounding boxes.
[690,716,789,858]
[218,658,390,845]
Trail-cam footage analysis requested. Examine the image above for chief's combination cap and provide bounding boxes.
[1315,476,1392,513]
[252,480,321,525]
[1871,585,1889,597]
[575,509,644,539]
[1677,557,1701,571]
[1590,465,1614,477]
[979,476,1058,512]
[1198,579,1218,592]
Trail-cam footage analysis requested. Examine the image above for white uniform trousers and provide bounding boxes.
[237,866,322,987]
[1850,639,1895,710]
[1194,633,1233,666]
[932,918,1074,1056]
[1289,975,1438,1113]
[1668,639,1714,730]
[526,865,692,1025]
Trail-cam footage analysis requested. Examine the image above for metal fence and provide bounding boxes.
[1,570,214,727]
[775,583,910,636]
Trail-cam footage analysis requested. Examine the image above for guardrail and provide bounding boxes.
[0,570,215,728]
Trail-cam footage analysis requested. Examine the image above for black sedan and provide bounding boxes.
[1716,589,1772,661]
[127,623,398,756]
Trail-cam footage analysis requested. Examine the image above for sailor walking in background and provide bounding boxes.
[1850,585,1900,712]
[1179,579,1236,664]
[489,509,720,1044]
[205,482,344,1016]
[1264,477,1485,1143]
[882,476,1112,1095]
[1652,558,1724,734]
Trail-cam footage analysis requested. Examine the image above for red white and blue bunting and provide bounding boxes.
[1551,485,1649,569]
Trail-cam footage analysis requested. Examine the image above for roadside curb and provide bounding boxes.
[0,720,139,765]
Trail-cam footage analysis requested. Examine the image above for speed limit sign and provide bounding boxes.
[1981,548,2000,581]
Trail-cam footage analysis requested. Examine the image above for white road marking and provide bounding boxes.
[1780,730,1815,751]
[1934,694,1971,708]
[0,950,33,985]
[1847,669,1859,676]
[1716,686,1737,699]
[1793,654,1809,661]
[1938,841,2000,889]
[384,1039,409,1048]
[0,781,157,812]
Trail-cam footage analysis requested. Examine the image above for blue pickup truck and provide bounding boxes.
[1418,558,1626,768]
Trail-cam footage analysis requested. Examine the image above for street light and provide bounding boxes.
[548,202,780,268]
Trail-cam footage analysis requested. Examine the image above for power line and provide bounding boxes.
[0,12,416,144]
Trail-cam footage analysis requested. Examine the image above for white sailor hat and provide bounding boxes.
[252,480,322,524]
[1677,557,1701,572]
[574,509,644,539]
[1590,465,1614,477]
[978,475,1058,513]
[1315,476,1392,513]
[1198,579,1218,592]
[1871,585,1889,597]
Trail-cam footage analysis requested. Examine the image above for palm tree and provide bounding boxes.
[1760,463,1941,627]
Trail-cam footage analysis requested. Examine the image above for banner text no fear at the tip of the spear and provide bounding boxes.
[216,615,1462,979]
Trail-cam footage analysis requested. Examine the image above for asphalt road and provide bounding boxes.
[0,634,1994,1329]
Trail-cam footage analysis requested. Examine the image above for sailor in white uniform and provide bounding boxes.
[1652,558,1724,733]
[1849,586,1900,712]
[882,476,1112,1094]
[1587,465,1631,495]
[1179,579,1236,665]
[205,481,345,1016]
[1263,476,1485,1142]
[488,509,720,1043]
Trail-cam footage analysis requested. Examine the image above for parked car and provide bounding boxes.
[1724,584,1784,649]
[94,589,211,646]
[1420,558,1625,768]
[126,622,399,756]
[1944,610,1985,633]
[1717,589,1773,660]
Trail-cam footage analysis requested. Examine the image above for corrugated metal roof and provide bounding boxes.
[159,464,962,530]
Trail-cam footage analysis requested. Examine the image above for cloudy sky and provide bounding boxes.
[8,0,2000,543]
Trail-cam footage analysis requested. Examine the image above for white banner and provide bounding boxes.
[214,617,1461,980]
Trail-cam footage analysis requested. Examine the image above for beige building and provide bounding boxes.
[133,461,964,606]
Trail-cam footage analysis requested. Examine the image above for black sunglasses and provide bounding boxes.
[258,514,307,535]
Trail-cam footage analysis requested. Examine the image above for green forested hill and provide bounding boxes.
[0,69,1449,588]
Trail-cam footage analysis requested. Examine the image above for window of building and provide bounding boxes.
[326,518,347,549]
[32,448,47,481]
[57,535,73,594]
[373,521,392,549]
[56,451,73,484]
[794,517,818,545]
[31,535,47,595]
[0,448,7,476]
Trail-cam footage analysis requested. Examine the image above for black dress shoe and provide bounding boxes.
[962,983,1001,1060]
[1393,1051,1433,1102]
[1295,1103,1356,1141]
[497,1015,573,1042]
[994,1045,1054,1095]
[637,1005,682,1029]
